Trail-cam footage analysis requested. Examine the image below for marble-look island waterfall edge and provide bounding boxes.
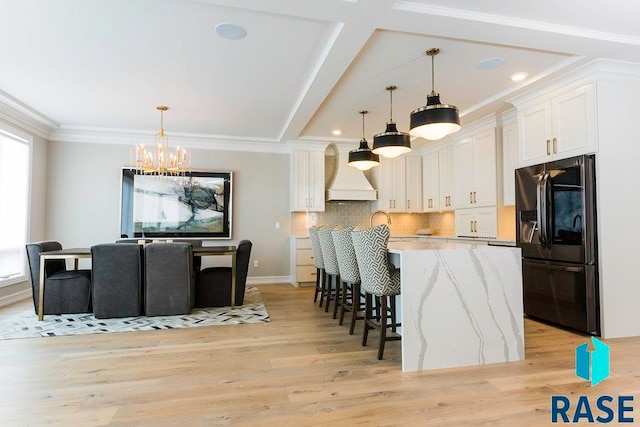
[387,241,524,372]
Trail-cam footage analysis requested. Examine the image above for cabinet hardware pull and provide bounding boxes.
[407,200,410,210]
[470,221,473,232]
[546,139,551,155]
[469,192,473,203]
[553,137,557,154]
[473,191,476,203]
[310,272,317,276]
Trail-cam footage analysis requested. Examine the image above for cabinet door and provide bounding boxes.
[553,83,596,159]
[376,158,394,210]
[472,129,497,206]
[291,151,310,211]
[308,150,325,211]
[380,157,406,212]
[455,209,475,237]
[518,101,552,167]
[422,151,440,212]
[474,206,498,238]
[454,138,474,208]
[502,121,518,206]
[405,156,422,212]
[438,144,455,210]
[290,151,324,212]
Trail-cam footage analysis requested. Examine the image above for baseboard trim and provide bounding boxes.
[0,288,31,308]
[246,276,293,285]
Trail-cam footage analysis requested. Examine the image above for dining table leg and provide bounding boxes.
[38,255,45,321]
[231,251,236,309]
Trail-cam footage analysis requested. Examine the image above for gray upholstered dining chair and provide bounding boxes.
[91,243,143,318]
[331,225,362,334]
[351,224,401,360]
[195,240,252,307]
[25,241,92,315]
[307,226,328,307]
[144,242,195,316]
[318,226,341,319]
[116,238,203,273]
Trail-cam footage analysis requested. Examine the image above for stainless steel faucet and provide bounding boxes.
[369,210,392,228]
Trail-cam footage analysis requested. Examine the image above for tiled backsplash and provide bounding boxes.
[290,202,510,240]
[290,201,458,237]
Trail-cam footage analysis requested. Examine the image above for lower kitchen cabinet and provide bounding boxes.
[454,207,497,238]
[290,237,317,287]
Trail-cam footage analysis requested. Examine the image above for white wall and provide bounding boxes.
[596,77,640,338]
[46,141,291,281]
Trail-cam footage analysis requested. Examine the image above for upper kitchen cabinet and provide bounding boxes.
[422,140,455,212]
[373,155,421,212]
[454,116,497,209]
[290,143,327,212]
[512,80,597,167]
[502,110,518,206]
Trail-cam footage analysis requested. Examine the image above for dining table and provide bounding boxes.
[37,243,238,321]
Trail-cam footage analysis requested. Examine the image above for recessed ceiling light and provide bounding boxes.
[510,72,529,82]
[476,57,505,70]
[215,23,247,40]
[332,130,342,136]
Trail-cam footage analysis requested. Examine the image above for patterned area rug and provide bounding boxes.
[0,287,269,339]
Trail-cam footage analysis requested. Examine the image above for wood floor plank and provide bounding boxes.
[0,284,639,426]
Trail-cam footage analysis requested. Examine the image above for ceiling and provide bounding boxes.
[2,0,640,151]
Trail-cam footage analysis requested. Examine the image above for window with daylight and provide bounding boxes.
[0,125,31,286]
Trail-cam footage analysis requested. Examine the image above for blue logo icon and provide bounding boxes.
[576,337,610,386]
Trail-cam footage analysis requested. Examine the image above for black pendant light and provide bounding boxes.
[372,85,411,158]
[410,48,461,141]
[348,110,380,171]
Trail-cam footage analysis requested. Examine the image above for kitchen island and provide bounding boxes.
[387,241,524,372]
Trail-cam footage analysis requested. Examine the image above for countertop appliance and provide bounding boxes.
[516,154,599,335]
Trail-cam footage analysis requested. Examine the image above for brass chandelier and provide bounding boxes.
[130,106,191,177]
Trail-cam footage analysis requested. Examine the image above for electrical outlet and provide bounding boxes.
[253,260,259,268]
[275,222,280,229]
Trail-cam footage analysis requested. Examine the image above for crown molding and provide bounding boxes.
[0,91,58,139]
[287,139,330,152]
[392,1,640,46]
[48,126,290,154]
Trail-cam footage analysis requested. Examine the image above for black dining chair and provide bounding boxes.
[144,242,195,316]
[195,240,252,307]
[25,241,92,315]
[91,243,143,318]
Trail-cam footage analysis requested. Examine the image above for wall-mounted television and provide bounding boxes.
[120,168,232,239]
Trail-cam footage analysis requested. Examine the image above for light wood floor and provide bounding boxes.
[0,284,639,426]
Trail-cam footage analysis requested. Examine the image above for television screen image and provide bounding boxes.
[120,169,232,239]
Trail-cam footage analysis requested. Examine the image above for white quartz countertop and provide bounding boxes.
[387,241,489,252]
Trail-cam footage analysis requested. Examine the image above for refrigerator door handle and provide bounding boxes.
[536,174,546,248]
[543,172,553,247]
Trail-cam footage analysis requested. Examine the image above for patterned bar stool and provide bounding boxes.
[331,225,363,335]
[351,224,401,360]
[307,226,327,307]
[318,226,341,319]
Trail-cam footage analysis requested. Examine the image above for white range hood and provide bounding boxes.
[326,143,377,201]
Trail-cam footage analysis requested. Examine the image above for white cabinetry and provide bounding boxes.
[455,207,497,238]
[438,143,456,210]
[374,156,421,212]
[422,141,455,212]
[517,82,596,167]
[502,113,518,206]
[454,128,497,209]
[422,150,439,212]
[405,156,422,213]
[291,150,325,212]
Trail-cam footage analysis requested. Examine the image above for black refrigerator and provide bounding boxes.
[515,154,599,335]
